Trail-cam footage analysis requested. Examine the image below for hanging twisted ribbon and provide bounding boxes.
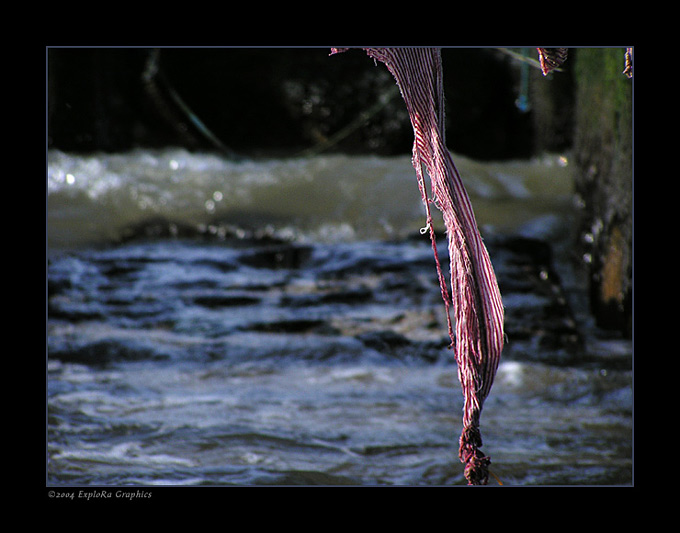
[332,48,505,485]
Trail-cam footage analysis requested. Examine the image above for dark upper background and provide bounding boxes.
[47,47,574,160]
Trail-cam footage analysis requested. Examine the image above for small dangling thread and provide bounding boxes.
[489,469,504,486]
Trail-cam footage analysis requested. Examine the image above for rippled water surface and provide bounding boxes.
[47,150,632,486]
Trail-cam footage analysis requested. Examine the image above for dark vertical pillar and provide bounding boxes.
[573,48,633,336]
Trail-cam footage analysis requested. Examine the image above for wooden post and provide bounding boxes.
[573,48,633,336]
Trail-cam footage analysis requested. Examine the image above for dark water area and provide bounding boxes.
[46,150,632,486]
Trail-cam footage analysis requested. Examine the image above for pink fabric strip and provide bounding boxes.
[333,47,505,484]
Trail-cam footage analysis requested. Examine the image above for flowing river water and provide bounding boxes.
[46,149,632,486]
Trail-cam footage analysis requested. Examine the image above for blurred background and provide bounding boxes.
[47,47,574,159]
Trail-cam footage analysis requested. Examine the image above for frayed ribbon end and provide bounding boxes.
[461,447,491,486]
[459,426,490,485]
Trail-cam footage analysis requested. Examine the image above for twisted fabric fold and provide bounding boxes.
[333,48,505,484]
[536,47,568,75]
